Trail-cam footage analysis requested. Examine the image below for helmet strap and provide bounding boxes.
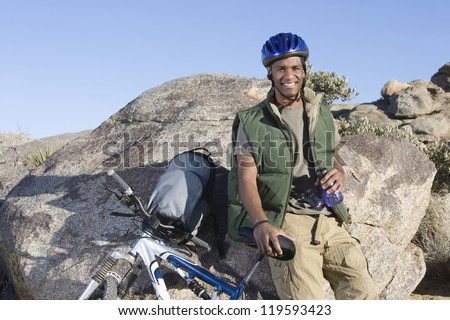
[266,67,273,81]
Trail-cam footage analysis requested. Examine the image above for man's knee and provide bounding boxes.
[334,277,378,300]
[325,239,378,299]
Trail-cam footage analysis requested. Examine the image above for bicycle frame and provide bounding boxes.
[79,231,264,300]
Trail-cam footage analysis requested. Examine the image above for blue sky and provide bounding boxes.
[1,0,449,138]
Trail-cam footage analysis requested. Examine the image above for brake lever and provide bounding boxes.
[106,187,137,211]
[110,211,135,218]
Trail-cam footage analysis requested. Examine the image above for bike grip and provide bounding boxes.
[191,236,211,252]
[107,170,133,194]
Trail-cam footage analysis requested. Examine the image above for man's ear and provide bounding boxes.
[266,66,272,80]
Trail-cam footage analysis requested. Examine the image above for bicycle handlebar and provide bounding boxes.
[107,170,210,251]
[108,170,133,196]
[108,169,150,219]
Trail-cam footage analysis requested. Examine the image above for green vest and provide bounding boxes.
[228,88,350,243]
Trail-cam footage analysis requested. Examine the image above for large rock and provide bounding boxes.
[387,80,446,118]
[410,112,450,141]
[331,101,403,128]
[380,79,411,101]
[335,76,450,142]
[431,62,450,92]
[338,134,435,298]
[0,74,436,300]
[0,74,272,300]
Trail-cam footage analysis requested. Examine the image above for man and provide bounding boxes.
[228,32,378,300]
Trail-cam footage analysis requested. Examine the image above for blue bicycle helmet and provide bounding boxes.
[261,32,309,67]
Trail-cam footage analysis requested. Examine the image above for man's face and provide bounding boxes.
[268,56,304,105]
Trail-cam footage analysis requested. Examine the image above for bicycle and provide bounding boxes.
[78,169,295,300]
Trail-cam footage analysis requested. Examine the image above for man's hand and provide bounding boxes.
[319,161,345,194]
[253,222,295,257]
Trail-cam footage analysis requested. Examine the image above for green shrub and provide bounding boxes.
[338,117,423,148]
[23,144,58,169]
[306,62,359,104]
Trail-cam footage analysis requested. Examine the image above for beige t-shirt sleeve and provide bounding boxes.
[233,123,252,157]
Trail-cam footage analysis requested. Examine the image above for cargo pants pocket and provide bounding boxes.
[268,258,293,300]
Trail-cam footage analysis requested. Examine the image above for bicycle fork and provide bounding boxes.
[131,238,170,299]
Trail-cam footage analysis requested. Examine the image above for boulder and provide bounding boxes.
[431,62,450,92]
[0,74,436,300]
[339,76,450,142]
[387,81,445,118]
[410,111,450,141]
[338,134,435,298]
[0,73,272,300]
[331,101,403,128]
[381,79,410,101]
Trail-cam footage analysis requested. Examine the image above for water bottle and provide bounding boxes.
[300,187,325,211]
[317,168,344,207]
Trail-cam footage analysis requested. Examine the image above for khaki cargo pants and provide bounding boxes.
[269,213,378,300]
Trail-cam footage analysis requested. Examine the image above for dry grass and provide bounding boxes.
[413,194,450,277]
